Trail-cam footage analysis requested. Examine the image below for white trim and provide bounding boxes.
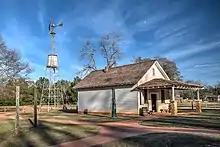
[149,92,159,111]
[131,61,157,90]
[197,89,200,100]
[155,61,170,80]
[131,61,170,91]
[172,86,175,101]
[149,92,160,100]
[137,91,140,115]
[77,91,79,106]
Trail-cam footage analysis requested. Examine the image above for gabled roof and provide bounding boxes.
[137,78,203,89]
[74,60,156,89]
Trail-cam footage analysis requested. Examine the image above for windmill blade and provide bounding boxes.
[58,22,63,27]
[48,22,51,31]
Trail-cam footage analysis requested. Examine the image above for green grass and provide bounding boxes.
[0,119,100,147]
[13,111,131,123]
[0,110,129,147]
[101,133,220,147]
[100,110,220,147]
[140,110,220,130]
[3,109,220,147]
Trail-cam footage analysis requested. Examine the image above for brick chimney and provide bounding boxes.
[103,66,109,73]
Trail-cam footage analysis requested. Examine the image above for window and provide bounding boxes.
[161,90,165,103]
[152,68,155,76]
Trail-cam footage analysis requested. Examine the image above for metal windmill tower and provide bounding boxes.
[40,21,64,112]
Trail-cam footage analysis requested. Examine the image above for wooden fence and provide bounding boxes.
[178,100,220,110]
[0,105,63,113]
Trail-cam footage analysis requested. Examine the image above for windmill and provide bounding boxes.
[39,21,64,112]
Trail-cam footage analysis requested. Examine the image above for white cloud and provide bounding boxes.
[165,41,220,60]
[194,62,220,68]
[37,0,46,31]
[38,11,45,31]
[1,20,48,63]
[71,65,83,71]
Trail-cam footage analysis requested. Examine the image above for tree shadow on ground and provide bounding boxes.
[3,114,220,147]
[60,109,78,113]
[94,132,220,147]
[1,120,35,147]
[141,115,220,130]
[28,120,99,146]
[78,117,129,123]
[39,119,220,147]
[1,119,98,147]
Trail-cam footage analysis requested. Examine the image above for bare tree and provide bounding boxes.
[79,41,97,76]
[100,33,122,68]
[79,33,122,77]
[0,36,32,84]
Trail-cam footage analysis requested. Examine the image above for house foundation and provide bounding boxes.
[195,100,202,113]
[170,100,178,115]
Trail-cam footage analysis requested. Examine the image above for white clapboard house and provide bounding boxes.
[74,60,202,115]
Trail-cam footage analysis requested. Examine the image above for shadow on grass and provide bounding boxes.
[59,109,78,113]
[0,118,100,147]
[141,114,220,130]
[97,132,220,147]
[77,116,131,123]
[40,120,220,147]
[28,120,100,146]
[3,112,220,147]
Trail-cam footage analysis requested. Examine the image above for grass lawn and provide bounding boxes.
[0,110,130,147]
[11,110,131,123]
[100,133,220,147]
[3,109,220,147]
[101,110,220,147]
[140,110,220,130]
[0,118,100,147]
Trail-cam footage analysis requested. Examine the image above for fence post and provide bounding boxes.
[191,100,194,110]
[15,86,20,136]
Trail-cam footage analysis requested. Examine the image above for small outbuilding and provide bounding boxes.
[74,60,203,115]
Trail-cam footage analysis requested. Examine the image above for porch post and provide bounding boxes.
[197,89,200,100]
[170,86,177,115]
[196,89,202,113]
[172,86,175,101]
[111,88,117,118]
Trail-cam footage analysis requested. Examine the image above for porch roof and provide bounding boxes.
[137,78,203,90]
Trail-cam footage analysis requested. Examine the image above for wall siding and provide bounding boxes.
[138,63,166,86]
[78,89,112,113]
[147,89,170,112]
[115,88,138,114]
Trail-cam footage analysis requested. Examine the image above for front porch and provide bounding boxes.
[136,78,204,115]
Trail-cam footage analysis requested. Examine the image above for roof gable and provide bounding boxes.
[131,61,169,90]
[154,61,170,80]
[74,60,156,89]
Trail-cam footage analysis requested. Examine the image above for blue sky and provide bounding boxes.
[0,0,220,85]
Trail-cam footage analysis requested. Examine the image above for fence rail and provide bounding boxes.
[0,105,63,113]
[178,101,220,110]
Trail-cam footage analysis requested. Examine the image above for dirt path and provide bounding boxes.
[40,119,220,147]
[0,112,15,119]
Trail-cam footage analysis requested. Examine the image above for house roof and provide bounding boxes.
[137,78,203,89]
[74,60,156,89]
